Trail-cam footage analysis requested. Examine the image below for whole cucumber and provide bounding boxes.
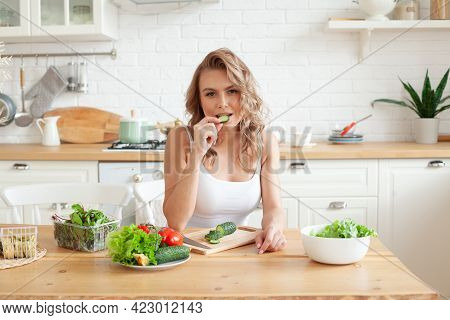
[155,245,190,264]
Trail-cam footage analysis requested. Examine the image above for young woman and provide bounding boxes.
[163,48,286,253]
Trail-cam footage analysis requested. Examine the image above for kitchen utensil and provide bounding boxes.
[340,114,372,136]
[354,0,397,21]
[36,116,61,146]
[431,0,450,19]
[301,224,371,265]
[438,134,450,142]
[156,119,183,137]
[43,107,121,143]
[183,236,211,249]
[183,226,257,255]
[0,92,17,127]
[394,0,420,20]
[119,110,158,144]
[116,255,191,271]
[25,66,67,118]
[77,61,88,93]
[15,66,33,127]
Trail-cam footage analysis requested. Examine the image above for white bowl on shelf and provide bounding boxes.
[300,224,371,265]
[356,0,397,21]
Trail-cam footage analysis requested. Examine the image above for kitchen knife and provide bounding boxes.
[183,236,211,249]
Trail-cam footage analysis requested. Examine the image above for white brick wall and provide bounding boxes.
[0,0,449,143]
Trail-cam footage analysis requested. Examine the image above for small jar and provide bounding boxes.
[394,0,420,20]
[430,0,450,19]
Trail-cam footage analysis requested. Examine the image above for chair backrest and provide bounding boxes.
[133,180,166,226]
[0,183,133,224]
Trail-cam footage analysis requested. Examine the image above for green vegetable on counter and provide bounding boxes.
[155,245,190,264]
[53,204,118,252]
[69,204,111,226]
[312,219,377,238]
[107,225,162,266]
[205,222,237,244]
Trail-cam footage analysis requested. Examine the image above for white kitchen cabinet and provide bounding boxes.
[0,0,117,43]
[298,197,377,230]
[0,0,30,37]
[279,159,378,197]
[378,158,450,298]
[0,160,98,224]
[247,198,299,229]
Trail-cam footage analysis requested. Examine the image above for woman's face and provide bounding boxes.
[198,68,242,128]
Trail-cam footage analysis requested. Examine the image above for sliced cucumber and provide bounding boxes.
[216,222,236,236]
[218,115,229,123]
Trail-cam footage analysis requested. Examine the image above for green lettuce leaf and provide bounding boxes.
[106,225,162,266]
[312,219,377,238]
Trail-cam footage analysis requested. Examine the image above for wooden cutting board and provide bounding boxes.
[44,107,121,144]
[438,135,450,142]
[183,226,258,255]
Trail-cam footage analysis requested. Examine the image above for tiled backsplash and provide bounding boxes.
[0,0,449,143]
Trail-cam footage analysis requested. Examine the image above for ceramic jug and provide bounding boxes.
[36,116,61,146]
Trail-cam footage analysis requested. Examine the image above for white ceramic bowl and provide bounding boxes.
[300,224,370,265]
[358,0,397,21]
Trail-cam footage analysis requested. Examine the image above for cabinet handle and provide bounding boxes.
[13,163,29,170]
[329,201,347,209]
[289,162,306,170]
[152,169,164,180]
[428,160,446,168]
[51,203,69,210]
[133,174,143,183]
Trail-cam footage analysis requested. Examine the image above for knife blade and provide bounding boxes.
[183,236,211,249]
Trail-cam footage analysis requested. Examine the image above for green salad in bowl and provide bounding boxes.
[301,219,378,265]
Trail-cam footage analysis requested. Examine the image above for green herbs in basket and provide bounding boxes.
[312,219,377,239]
[53,204,119,252]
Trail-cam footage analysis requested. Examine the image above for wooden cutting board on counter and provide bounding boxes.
[183,226,257,255]
[44,107,121,144]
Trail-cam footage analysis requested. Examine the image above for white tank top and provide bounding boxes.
[184,126,262,228]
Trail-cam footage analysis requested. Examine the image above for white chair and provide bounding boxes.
[133,180,167,227]
[0,183,133,224]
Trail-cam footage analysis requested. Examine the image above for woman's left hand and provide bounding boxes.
[255,225,287,254]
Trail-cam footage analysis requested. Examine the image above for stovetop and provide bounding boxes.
[104,140,166,152]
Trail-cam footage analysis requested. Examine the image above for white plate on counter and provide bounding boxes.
[116,255,191,271]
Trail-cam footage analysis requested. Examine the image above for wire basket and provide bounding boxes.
[53,217,119,252]
[0,226,37,259]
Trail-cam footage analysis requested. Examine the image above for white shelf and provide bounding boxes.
[326,19,450,61]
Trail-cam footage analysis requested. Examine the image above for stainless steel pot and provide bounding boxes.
[0,92,17,126]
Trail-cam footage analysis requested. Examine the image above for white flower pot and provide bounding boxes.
[357,0,397,21]
[415,118,440,144]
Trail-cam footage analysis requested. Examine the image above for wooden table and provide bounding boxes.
[0,226,438,300]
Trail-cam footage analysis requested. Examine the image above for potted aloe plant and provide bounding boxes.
[372,69,450,144]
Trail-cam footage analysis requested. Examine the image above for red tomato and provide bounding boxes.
[137,225,150,234]
[158,227,183,246]
[166,231,183,246]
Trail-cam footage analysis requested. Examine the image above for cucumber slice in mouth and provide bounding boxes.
[218,115,230,123]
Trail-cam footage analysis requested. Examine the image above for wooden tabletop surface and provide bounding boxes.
[2,142,450,161]
[0,226,438,300]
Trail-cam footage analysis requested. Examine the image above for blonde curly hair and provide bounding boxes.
[185,48,266,172]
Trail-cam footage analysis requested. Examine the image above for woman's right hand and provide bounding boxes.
[192,116,223,157]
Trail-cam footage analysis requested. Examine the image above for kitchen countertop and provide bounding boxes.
[1,142,450,161]
[0,226,438,300]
